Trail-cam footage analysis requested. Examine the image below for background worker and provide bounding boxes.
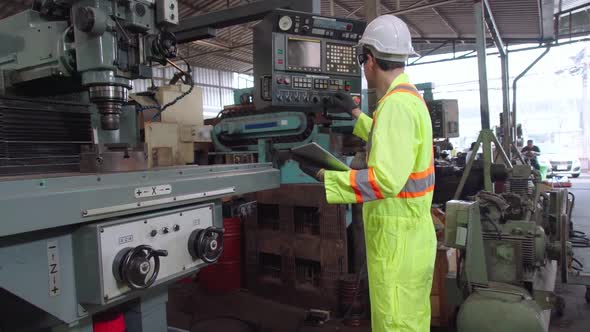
[298,14,437,332]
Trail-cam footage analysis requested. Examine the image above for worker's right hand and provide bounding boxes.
[331,92,359,117]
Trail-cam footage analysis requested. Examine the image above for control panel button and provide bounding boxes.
[284,77,291,85]
[173,224,180,232]
[162,227,170,234]
[150,229,157,237]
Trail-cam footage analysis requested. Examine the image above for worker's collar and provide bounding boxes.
[378,73,410,104]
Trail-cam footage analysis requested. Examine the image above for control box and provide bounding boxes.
[427,99,459,139]
[73,204,217,305]
[253,9,365,111]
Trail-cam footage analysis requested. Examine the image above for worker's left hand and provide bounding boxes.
[299,164,325,182]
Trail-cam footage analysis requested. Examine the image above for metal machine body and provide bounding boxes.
[444,200,557,332]
[212,9,365,184]
[0,0,178,131]
[0,164,278,332]
[0,2,282,331]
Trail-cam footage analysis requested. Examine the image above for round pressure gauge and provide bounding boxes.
[278,16,293,31]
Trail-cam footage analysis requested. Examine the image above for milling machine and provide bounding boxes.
[0,1,280,331]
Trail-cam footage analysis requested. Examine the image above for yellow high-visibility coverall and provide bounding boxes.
[324,73,437,332]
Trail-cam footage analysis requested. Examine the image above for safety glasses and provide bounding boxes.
[357,53,369,66]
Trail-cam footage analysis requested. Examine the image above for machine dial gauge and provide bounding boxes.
[278,16,293,31]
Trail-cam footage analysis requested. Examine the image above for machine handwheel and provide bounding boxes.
[188,227,224,263]
[113,245,168,290]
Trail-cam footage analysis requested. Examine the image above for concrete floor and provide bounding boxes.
[168,175,590,332]
[550,174,590,332]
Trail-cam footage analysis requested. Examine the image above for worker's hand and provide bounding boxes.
[332,92,360,118]
[299,164,325,182]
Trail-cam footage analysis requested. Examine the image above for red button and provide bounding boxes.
[345,85,351,91]
[346,24,352,31]
[278,59,284,65]
[277,78,284,84]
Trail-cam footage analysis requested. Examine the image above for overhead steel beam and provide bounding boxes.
[381,2,423,37]
[431,6,459,36]
[346,5,365,18]
[388,0,464,16]
[334,0,361,18]
[173,0,320,43]
[366,0,381,21]
[540,0,555,40]
[482,0,505,56]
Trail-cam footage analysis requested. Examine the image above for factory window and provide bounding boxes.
[294,207,320,235]
[295,258,321,289]
[259,253,282,281]
[258,204,280,230]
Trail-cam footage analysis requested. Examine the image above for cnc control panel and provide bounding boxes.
[253,9,365,110]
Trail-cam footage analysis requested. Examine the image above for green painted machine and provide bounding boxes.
[443,163,590,331]
[0,1,283,331]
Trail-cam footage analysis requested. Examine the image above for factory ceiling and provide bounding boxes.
[1,0,589,73]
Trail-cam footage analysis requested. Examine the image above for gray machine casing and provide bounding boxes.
[74,203,214,305]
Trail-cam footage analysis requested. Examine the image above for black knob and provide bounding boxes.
[322,96,331,105]
[150,229,157,237]
[188,227,224,263]
[112,245,167,290]
[162,227,169,234]
[173,224,180,232]
[312,96,320,104]
[286,95,293,102]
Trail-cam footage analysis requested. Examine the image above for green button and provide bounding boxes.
[277,49,284,54]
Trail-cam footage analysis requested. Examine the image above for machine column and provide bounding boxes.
[125,291,169,332]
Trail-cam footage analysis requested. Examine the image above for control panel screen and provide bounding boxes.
[288,38,321,70]
[313,18,352,31]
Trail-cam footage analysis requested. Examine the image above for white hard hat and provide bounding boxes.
[357,15,417,62]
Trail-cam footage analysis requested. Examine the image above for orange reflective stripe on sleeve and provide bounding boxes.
[368,167,384,200]
[397,184,435,198]
[349,170,363,203]
[396,159,435,199]
[408,163,435,180]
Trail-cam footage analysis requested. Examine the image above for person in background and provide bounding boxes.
[465,141,478,163]
[297,14,436,332]
[521,139,541,170]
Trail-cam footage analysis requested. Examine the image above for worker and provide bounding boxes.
[298,15,436,332]
[521,139,541,170]
[465,141,478,163]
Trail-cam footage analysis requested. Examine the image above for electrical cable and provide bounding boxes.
[137,56,195,119]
